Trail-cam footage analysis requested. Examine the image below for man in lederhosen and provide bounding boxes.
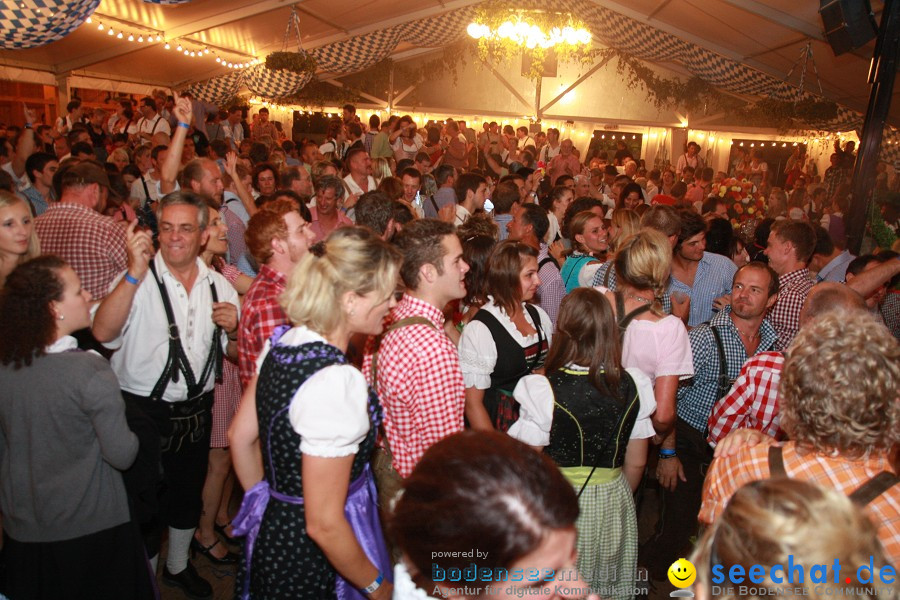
[93,190,239,599]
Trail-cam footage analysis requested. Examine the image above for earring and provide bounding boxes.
[58,314,65,320]
[349,309,355,317]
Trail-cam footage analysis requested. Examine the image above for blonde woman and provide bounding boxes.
[594,230,693,447]
[607,208,641,255]
[0,191,40,288]
[106,147,131,173]
[692,479,894,600]
[371,157,393,186]
[230,226,399,600]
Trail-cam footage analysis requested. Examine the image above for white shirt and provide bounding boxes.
[343,174,375,196]
[138,114,171,138]
[454,203,470,226]
[255,326,369,458]
[458,298,553,390]
[222,121,244,148]
[508,366,658,447]
[130,173,160,204]
[101,254,239,402]
[2,162,32,192]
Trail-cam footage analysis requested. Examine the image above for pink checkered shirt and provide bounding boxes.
[363,294,465,478]
[34,203,127,300]
[238,264,288,386]
[707,351,783,446]
[767,268,814,351]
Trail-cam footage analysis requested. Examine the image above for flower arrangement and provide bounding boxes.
[717,178,767,229]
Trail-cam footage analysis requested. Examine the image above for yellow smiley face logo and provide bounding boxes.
[668,558,697,588]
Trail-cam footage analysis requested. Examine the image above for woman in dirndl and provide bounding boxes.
[508,288,657,600]
[459,240,552,432]
[229,226,399,599]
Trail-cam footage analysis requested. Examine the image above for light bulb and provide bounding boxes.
[86,17,92,23]
[215,57,221,63]
[137,36,143,43]
[176,44,183,51]
[190,51,195,56]
[117,32,123,39]
[156,35,161,42]
[164,43,170,49]
[107,28,114,36]
[98,24,103,30]
[127,34,134,41]
[203,48,209,54]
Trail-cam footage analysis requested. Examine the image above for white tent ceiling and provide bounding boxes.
[0,0,895,125]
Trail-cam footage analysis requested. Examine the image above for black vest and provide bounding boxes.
[545,369,640,469]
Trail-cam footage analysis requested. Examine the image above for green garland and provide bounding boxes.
[265,51,317,75]
[607,49,840,129]
[869,193,898,251]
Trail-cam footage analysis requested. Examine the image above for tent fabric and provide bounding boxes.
[0,0,99,50]
[187,70,244,105]
[243,64,315,99]
[181,0,899,161]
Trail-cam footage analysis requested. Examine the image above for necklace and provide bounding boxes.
[734,325,760,340]
[625,292,654,304]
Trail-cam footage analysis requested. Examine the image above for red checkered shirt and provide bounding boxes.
[362,294,465,478]
[767,268,814,351]
[238,264,288,386]
[700,438,900,565]
[707,351,783,446]
[34,203,127,300]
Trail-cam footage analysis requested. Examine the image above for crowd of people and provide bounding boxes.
[0,91,897,600]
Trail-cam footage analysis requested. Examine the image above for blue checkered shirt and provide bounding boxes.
[590,262,673,314]
[676,306,778,433]
[670,252,737,326]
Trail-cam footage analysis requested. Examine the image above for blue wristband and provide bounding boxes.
[177,121,190,129]
[124,272,140,285]
[362,571,384,594]
[658,448,676,457]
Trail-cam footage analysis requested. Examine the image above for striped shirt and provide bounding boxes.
[677,307,777,433]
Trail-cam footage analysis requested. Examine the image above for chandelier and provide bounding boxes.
[466,12,591,50]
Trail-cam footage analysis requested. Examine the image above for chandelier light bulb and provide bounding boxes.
[116,32,123,39]
[137,35,143,42]
[127,34,134,41]
[216,57,221,63]
[176,44,183,51]
[98,23,103,31]
[107,28,114,36]
[164,43,170,49]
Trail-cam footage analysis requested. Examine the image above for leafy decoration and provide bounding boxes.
[265,51,317,75]
[605,49,840,130]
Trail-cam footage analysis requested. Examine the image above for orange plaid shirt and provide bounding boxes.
[700,438,900,566]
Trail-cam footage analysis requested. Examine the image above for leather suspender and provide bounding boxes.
[147,261,223,401]
[767,445,898,507]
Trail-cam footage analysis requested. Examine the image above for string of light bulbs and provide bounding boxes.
[85,14,259,70]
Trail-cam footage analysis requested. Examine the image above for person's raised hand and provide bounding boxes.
[125,220,154,281]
